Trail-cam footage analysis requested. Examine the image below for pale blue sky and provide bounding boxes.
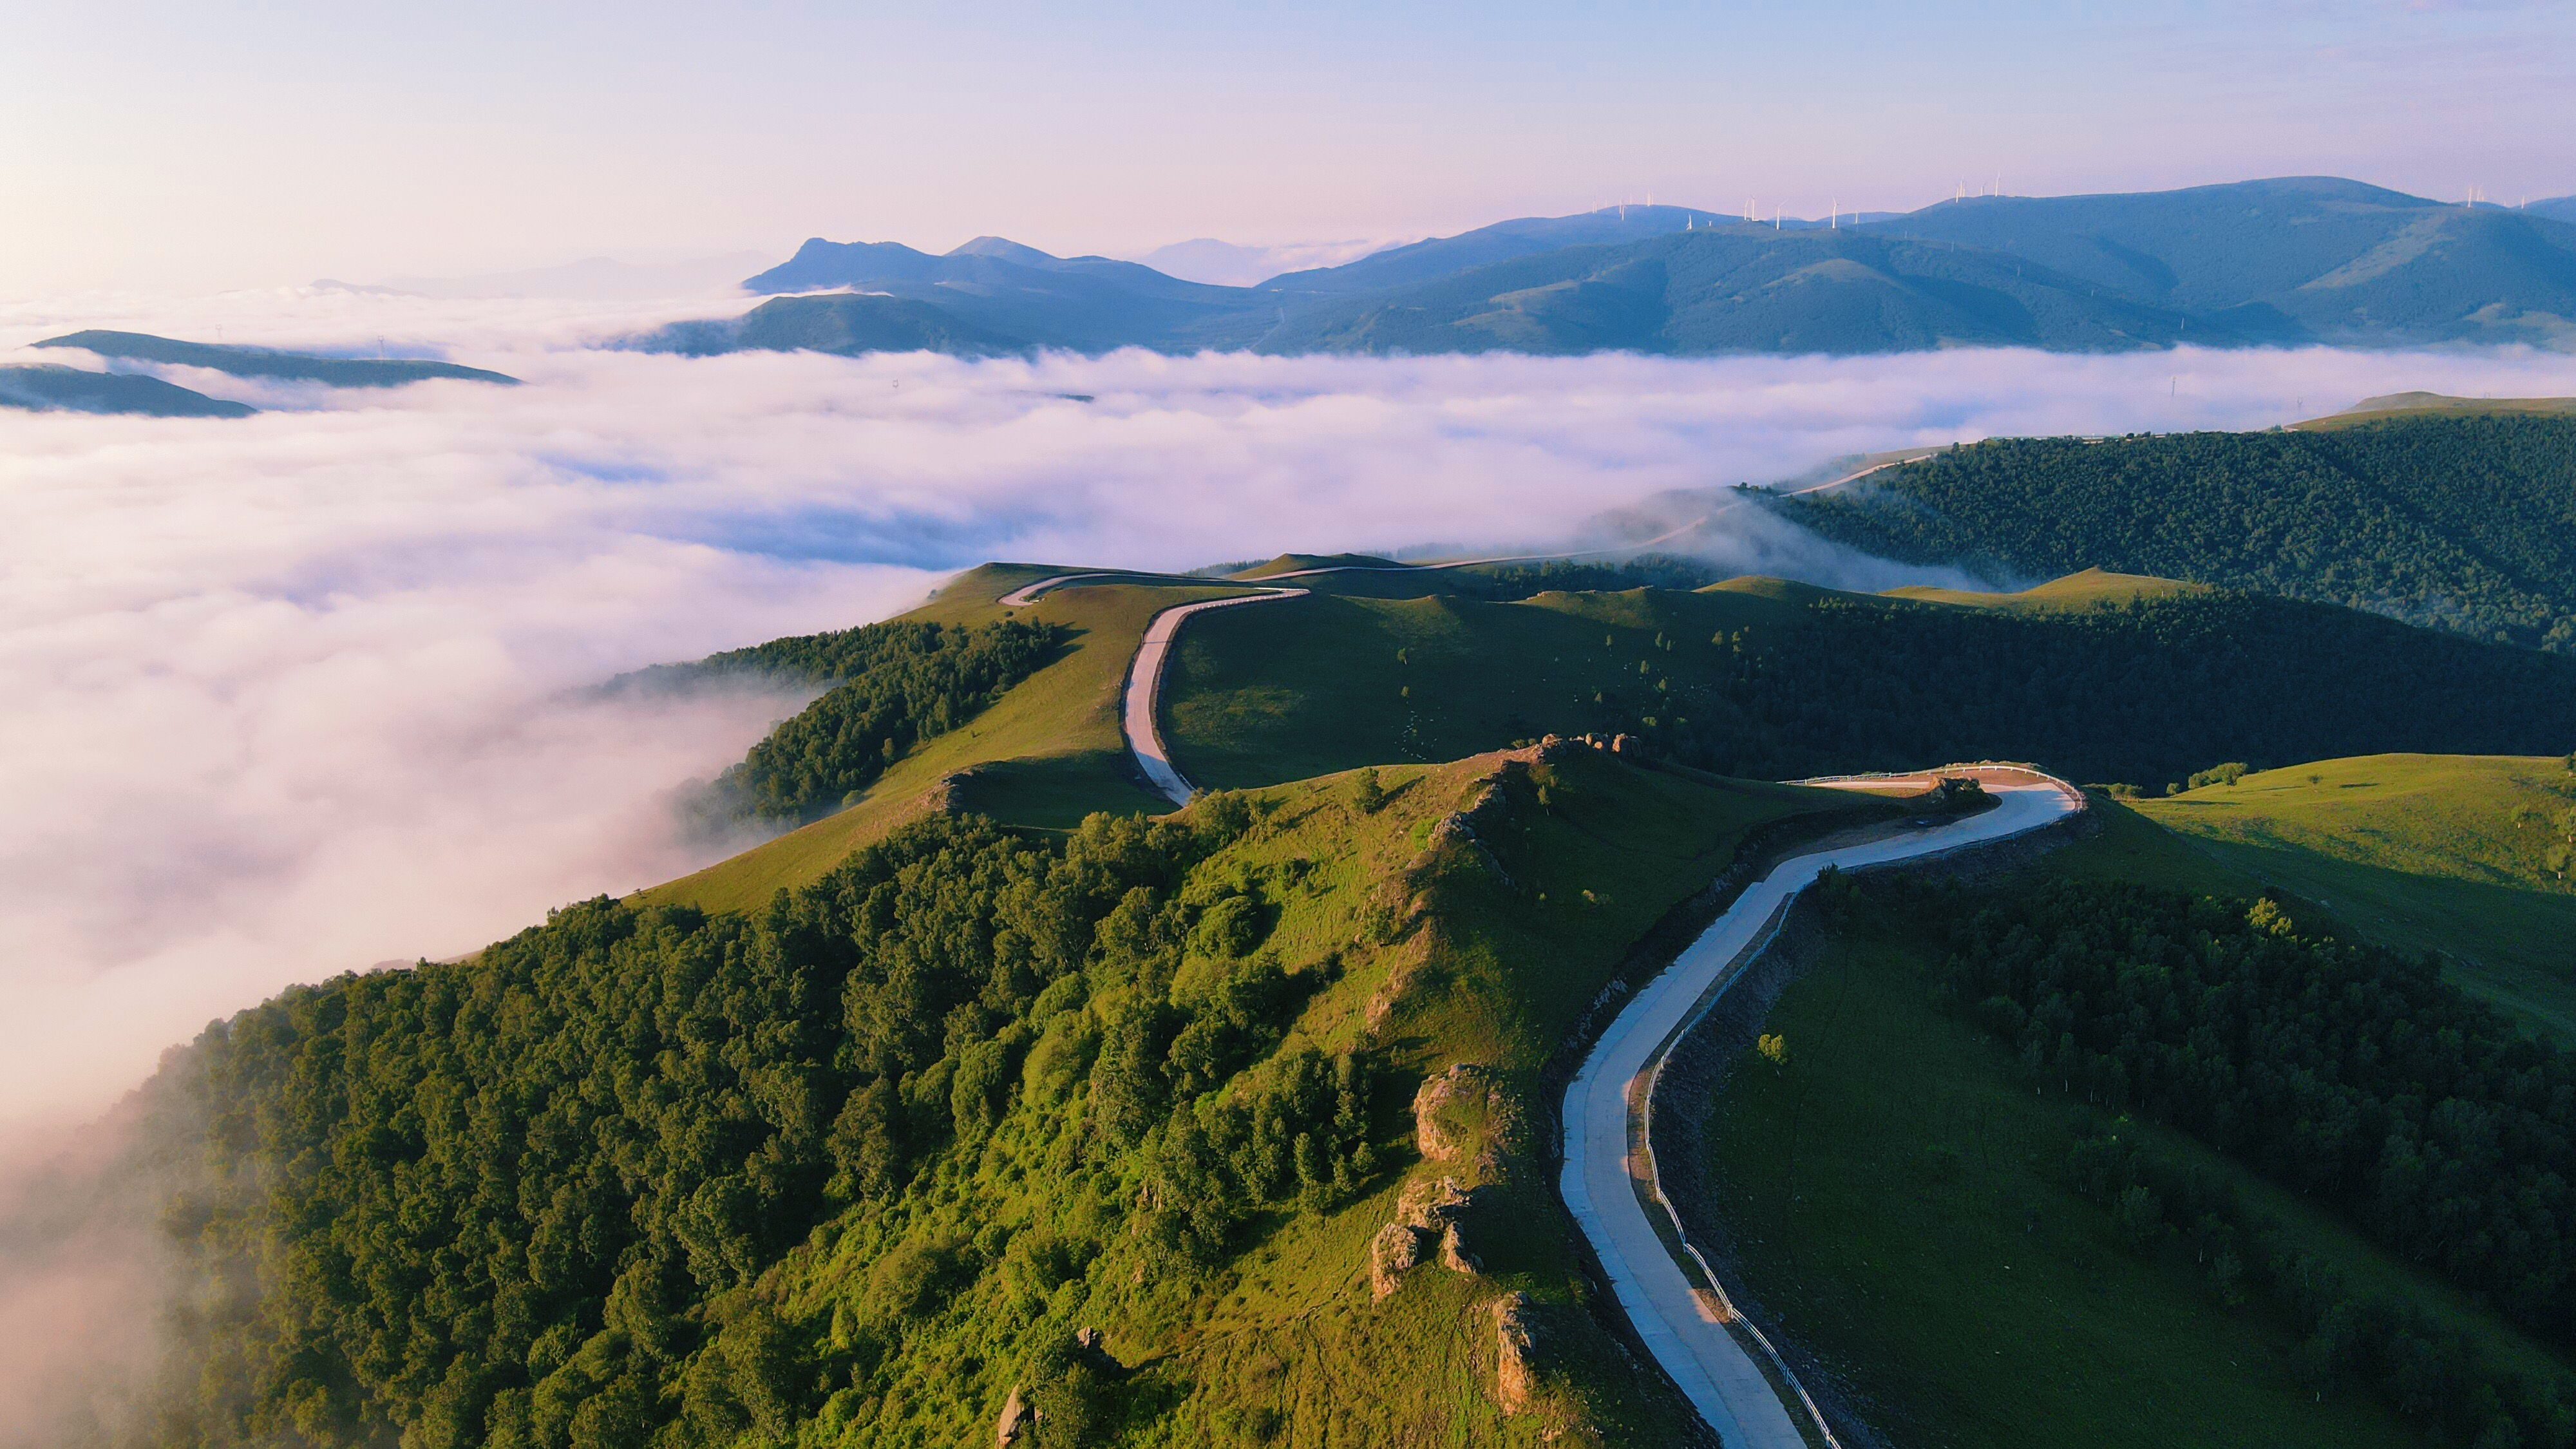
[6,0,2572,290]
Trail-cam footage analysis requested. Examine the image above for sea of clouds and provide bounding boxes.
[10,292,2576,1142]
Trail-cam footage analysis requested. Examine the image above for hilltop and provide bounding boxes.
[2136,753,2576,1037]
[2297,391,2576,428]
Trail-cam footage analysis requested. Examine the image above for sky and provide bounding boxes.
[6,0,2576,291]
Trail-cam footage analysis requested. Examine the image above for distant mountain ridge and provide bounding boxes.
[1850,176,2576,346]
[656,177,2576,360]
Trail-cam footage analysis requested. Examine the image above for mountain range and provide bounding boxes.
[638,178,2576,360]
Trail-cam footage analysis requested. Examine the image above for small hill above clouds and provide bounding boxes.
[0,364,256,417]
[35,331,518,387]
[2300,392,2576,428]
[739,236,1254,352]
[635,292,1030,359]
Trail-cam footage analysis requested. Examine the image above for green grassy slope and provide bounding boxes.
[640,567,1227,914]
[2298,392,2576,429]
[121,743,1869,1449]
[1771,416,2576,651]
[1680,800,2576,1448]
[1159,571,2576,793]
[2135,755,2576,1039]
[1880,565,2199,610]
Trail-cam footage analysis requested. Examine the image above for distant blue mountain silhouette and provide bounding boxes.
[653,178,2576,359]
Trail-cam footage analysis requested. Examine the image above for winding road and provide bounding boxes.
[1000,520,1723,805]
[1562,770,2081,1446]
[1119,587,1307,806]
[1004,564,2084,1443]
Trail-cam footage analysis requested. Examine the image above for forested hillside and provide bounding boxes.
[91,747,1842,1449]
[630,616,1068,824]
[721,621,1066,821]
[1770,415,2576,651]
[1165,578,2576,793]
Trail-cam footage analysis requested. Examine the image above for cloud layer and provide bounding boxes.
[11,307,2576,1136]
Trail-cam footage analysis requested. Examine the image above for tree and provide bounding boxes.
[1353,768,1386,815]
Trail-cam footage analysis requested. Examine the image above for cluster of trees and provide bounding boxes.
[1464,554,1729,596]
[1605,591,2576,787]
[2065,1126,2575,1448]
[1772,417,2576,652]
[723,619,1065,820]
[2186,761,2250,790]
[1916,875,2576,1347]
[126,806,1374,1449]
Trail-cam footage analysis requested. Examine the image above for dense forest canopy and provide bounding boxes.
[1863,866,2576,1445]
[1642,591,2576,788]
[1931,873,2576,1337]
[685,619,1067,822]
[1770,416,2576,652]
[121,807,1376,1449]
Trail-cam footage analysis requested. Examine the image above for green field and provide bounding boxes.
[2297,392,2576,430]
[2135,754,2576,1037]
[1687,806,2576,1448]
[639,566,1226,914]
[1161,567,2576,791]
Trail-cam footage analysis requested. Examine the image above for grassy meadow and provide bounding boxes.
[1685,802,2576,1448]
[2134,754,2576,1037]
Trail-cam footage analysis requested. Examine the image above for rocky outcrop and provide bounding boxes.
[930,766,983,815]
[1368,1220,1428,1298]
[1493,1293,1540,1413]
[1564,731,1637,757]
[1439,1220,1481,1274]
[996,1385,1029,1446]
[1368,1175,1482,1296]
[1410,1063,1526,1176]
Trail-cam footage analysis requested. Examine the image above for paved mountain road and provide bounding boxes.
[1560,770,2081,1446]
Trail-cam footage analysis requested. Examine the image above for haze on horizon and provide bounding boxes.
[7,0,2576,294]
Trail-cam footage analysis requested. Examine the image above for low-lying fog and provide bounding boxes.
[10,291,2576,1142]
